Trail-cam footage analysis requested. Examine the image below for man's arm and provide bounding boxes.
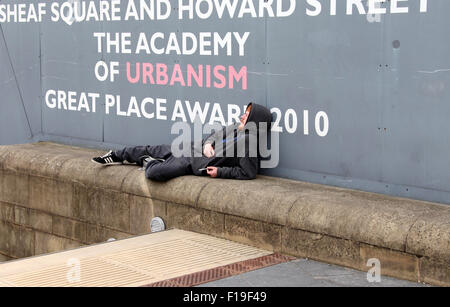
[203,124,240,157]
[202,126,225,157]
[204,123,240,147]
[203,126,226,147]
[216,156,259,180]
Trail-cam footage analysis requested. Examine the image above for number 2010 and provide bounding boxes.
[271,108,329,137]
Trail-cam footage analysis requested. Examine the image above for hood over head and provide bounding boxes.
[244,102,273,131]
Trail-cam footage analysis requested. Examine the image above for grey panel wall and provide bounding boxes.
[1,0,450,205]
[40,19,104,141]
[0,0,41,144]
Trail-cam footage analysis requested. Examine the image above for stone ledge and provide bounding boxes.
[0,142,449,286]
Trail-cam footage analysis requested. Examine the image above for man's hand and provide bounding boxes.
[203,143,215,158]
[207,167,218,178]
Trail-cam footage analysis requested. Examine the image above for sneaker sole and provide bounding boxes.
[91,159,123,166]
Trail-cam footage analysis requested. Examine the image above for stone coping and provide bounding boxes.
[0,142,449,285]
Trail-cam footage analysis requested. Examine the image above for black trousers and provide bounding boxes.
[115,145,193,182]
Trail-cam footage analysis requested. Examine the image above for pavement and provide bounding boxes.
[0,228,431,287]
[201,258,430,287]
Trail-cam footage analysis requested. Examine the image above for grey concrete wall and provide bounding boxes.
[1,0,449,205]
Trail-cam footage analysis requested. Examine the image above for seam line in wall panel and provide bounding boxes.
[0,23,34,139]
[39,21,43,137]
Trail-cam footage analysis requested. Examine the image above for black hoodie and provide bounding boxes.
[190,103,273,180]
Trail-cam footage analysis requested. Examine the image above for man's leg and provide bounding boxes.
[115,145,172,166]
[145,156,193,182]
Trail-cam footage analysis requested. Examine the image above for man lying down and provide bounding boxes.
[92,103,273,182]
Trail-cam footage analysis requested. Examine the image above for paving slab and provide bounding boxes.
[201,259,430,287]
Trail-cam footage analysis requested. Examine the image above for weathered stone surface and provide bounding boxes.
[0,221,11,254]
[1,142,450,286]
[31,142,100,155]
[34,232,82,256]
[419,257,450,287]
[122,170,208,207]
[224,215,282,252]
[9,224,34,259]
[57,157,100,187]
[72,183,88,219]
[120,169,151,197]
[0,222,34,258]
[2,142,100,178]
[129,195,153,235]
[85,224,132,244]
[152,199,167,219]
[29,176,73,217]
[406,204,450,262]
[360,244,419,282]
[0,253,13,262]
[198,178,303,226]
[129,196,167,235]
[0,202,14,223]
[0,143,72,179]
[287,189,438,252]
[23,152,67,179]
[0,171,29,205]
[14,206,53,233]
[76,189,130,232]
[52,216,86,242]
[0,146,37,175]
[93,164,136,192]
[0,147,13,170]
[12,207,27,225]
[282,227,361,269]
[166,203,225,238]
